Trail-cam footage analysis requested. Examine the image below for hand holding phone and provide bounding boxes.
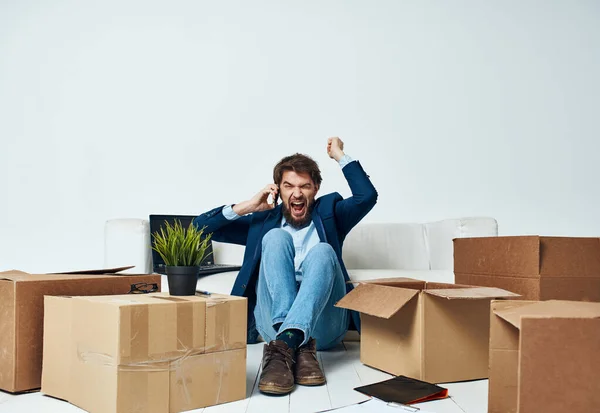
[265,185,279,207]
[239,184,279,215]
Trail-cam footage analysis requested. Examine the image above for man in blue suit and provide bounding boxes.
[193,137,377,395]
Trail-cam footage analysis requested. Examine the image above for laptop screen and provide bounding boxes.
[149,214,214,274]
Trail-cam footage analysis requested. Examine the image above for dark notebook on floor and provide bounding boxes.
[354,375,448,405]
[149,214,242,276]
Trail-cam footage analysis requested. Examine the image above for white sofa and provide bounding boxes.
[104,217,498,294]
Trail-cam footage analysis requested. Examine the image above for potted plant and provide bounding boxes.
[151,219,212,296]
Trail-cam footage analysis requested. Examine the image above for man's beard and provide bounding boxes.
[282,201,314,229]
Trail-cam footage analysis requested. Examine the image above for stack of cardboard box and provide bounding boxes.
[0,267,248,413]
[337,235,600,413]
[453,235,600,413]
[42,292,247,413]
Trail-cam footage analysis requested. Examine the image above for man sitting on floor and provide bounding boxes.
[193,137,378,395]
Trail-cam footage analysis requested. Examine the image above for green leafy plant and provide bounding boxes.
[152,219,213,267]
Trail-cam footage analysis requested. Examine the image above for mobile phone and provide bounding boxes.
[273,191,279,205]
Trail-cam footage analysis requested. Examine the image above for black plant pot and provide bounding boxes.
[166,266,200,296]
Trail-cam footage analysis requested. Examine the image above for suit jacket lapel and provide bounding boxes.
[312,210,327,242]
[262,205,283,236]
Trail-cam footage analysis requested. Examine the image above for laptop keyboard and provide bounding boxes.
[197,264,242,276]
[199,263,235,270]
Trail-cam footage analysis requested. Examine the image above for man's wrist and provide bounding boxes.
[333,151,345,162]
[222,204,241,220]
[232,201,255,217]
[338,154,354,169]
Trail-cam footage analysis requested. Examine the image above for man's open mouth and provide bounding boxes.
[290,201,306,216]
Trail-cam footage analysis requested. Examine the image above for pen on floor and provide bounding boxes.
[371,397,420,411]
[388,401,420,412]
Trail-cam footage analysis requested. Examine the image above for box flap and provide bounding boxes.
[425,282,470,289]
[424,286,519,300]
[0,267,137,282]
[335,283,419,319]
[357,277,426,289]
[2,273,151,283]
[51,266,135,275]
[493,300,600,329]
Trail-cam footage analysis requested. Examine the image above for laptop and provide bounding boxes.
[149,214,242,276]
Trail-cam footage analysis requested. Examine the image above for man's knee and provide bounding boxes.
[305,243,337,268]
[262,228,293,250]
[311,242,336,256]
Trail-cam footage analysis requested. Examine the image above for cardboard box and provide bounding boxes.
[454,236,600,301]
[0,267,161,393]
[42,292,247,413]
[489,300,600,413]
[335,278,518,383]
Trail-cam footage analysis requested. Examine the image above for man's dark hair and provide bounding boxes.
[273,153,322,188]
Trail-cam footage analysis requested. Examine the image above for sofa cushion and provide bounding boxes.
[342,223,430,270]
[159,269,456,295]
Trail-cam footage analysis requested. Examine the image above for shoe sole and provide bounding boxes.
[296,377,326,386]
[258,383,295,395]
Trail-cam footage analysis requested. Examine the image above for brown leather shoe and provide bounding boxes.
[295,338,326,386]
[258,340,296,395]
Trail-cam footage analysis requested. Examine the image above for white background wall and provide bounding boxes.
[1,0,599,273]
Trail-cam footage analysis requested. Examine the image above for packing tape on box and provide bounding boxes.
[176,300,195,351]
[77,345,205,370]
[118,298,206,363]
[78,346,243,409]
[206,298,231,353]
[78,344,205,408]
[130,304,150,361]
[76,297,239,406]
[208,297,247,351]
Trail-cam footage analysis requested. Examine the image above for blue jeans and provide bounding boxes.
[254,228,349,350]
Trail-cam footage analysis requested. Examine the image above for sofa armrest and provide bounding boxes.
[104,219,152,273]
[426,217,498,270]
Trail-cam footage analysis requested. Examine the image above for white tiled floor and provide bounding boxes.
[0,341,487,413]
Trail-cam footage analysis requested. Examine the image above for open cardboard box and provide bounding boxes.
[454,236,600,301]
[0,266,161,393]
[42,292,247,413]
[489,299,600,413]
[335,277,518,383]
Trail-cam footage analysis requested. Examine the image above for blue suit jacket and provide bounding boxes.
[193,160,378,343]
